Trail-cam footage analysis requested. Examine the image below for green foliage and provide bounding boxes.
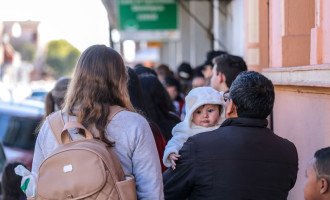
[12,41,37,62]
[46,40,81,78]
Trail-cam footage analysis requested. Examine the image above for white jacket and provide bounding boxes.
[163,87,225,167]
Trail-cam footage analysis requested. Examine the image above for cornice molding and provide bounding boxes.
[262,64,330,88]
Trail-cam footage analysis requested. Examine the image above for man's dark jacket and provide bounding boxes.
[163,117,298,200]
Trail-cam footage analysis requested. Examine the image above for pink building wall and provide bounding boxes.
[273,86,330,199]
[246,0,330,199]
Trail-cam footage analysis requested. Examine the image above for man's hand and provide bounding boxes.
[169,153,181,170]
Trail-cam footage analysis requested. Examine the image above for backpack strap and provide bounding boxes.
[108,105,125,121]
[47,111,65,145]
[47,106,125,145]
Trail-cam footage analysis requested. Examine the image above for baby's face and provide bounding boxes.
[192,104,220,127]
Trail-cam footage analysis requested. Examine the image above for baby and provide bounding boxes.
[163,86,225,169]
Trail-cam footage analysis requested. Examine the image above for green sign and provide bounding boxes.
[118,0,178,31]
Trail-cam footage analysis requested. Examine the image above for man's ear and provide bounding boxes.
[320,178,329,194]
[220,72,226,84]
[225,100,238,118]
[216,72,224,84]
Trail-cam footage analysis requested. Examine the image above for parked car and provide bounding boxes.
[0,143,6,172]
[0,142,7,198]
[0,100,44,170]
[27,90,48,102]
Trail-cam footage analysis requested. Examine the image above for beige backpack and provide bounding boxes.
[34,107,137,200]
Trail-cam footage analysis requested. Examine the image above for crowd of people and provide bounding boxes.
[2,45,330,200]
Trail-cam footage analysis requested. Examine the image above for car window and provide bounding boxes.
[0,114,10,139]
[0,143,6,172]
[0,113,40,150]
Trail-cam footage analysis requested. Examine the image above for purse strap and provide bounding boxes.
[47,105,125,145]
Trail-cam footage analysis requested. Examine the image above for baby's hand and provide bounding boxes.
[169,153,181,170]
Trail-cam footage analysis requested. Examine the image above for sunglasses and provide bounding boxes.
[223,91,231,102]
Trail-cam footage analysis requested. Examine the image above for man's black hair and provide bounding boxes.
[134,64,157,77]
[314,147,330,181]
[203,50,226,67]
[229,71,274,119]
[213,54,247,88]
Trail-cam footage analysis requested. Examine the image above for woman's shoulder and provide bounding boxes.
[35,118,58,155]
[106,110,152,142]
[38,119,52,138]
[112,110,149,126]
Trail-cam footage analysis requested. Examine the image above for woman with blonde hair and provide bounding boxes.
[32,45,164,199]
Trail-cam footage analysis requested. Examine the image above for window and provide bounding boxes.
[0,113,40,150]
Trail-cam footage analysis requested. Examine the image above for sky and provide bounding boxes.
[0,0,110,52]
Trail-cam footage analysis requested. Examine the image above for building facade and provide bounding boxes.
[245,0,330,199]
[160,0,245,71]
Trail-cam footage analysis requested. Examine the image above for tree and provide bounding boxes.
[11,41,37,62]
[46,40,81,78]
